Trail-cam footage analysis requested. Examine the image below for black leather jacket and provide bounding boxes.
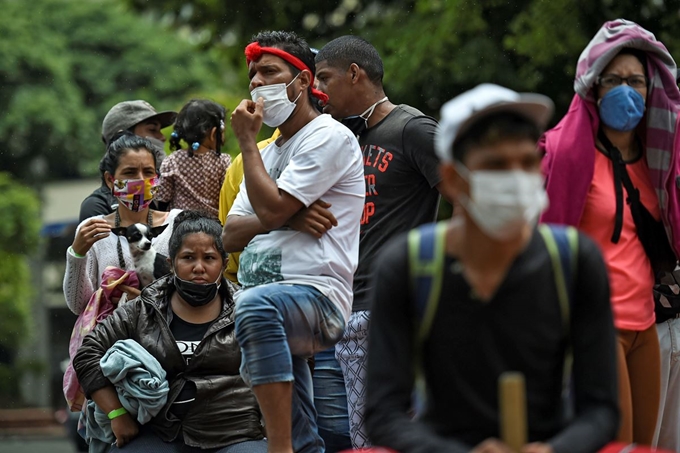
[73,275,264,448]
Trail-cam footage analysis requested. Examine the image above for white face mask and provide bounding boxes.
[250,72,302,127]
[457,164,549,241]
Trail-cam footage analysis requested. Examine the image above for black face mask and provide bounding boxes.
[174,275,220,307]
[339,96,389,138]
[340,116,368,137]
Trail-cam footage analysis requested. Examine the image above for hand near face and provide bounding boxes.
[72,218,111,256]
[231,98,264,145]
[287,199,338,238]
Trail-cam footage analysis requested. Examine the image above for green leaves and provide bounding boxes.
[0,0,221,182]
[0,253,32,352]
[0,173,40,365]
[0,173,40,255]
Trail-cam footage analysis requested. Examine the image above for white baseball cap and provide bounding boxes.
[435,83,554,162]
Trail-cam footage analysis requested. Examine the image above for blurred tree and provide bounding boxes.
[124,0,680,119]
[0,0,227,182]
[0,173,40,406]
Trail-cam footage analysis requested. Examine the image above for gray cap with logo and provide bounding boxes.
[101,100,177,145]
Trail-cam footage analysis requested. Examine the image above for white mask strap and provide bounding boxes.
[286,71,301,88]
[360,96,389,120]
[287,72,303,104]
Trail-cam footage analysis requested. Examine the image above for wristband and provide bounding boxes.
[107,407,128,420]
[69,246,85,258]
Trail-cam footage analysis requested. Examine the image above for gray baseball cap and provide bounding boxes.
[101,100,177,145]
[435,84,554,162]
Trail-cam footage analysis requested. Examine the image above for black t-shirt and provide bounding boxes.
[353,105,441,311]
[365,228,619,453]
[169,312,212,418]
[79,184,117,222]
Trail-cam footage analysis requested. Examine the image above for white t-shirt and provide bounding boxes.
[229,114,364,321]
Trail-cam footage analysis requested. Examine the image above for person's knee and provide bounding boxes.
[235,287,285,320]
[235,290,285,345]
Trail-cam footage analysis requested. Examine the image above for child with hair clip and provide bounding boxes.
[156,99,231,217]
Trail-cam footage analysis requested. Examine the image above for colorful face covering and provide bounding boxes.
[112,176,159,212]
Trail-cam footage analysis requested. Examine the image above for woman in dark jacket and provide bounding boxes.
[74,210,266,452]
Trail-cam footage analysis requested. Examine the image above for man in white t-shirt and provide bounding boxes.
[223,30,364,453]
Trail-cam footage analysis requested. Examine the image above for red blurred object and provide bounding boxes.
[599,442,676,452]
[340,444,677,453]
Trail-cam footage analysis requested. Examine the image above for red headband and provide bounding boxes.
[245,42,329,104]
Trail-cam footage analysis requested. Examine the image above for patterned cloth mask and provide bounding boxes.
[112,176,159,212]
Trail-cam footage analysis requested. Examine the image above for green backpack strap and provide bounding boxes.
[538,223,579,418]
[408,221,448,345]
[407,221,448,415]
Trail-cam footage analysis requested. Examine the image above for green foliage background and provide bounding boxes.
[125,0,680,119]
[0,0,225,181]
[0,173,40,393]
[5,0,680,182]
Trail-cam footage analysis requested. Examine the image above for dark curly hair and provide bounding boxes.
[251,30,316,101]
[315,35,384,84]
[453,112,541,163]
[169,99,226,157]
[168,210,227,262]
[99,131,158,183]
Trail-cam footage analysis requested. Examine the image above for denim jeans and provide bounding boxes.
[313,347,351,452]
[234,283,345,453]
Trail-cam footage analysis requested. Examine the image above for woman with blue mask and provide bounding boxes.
[540,19,680,449]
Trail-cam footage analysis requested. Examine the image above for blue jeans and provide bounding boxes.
[235,284,345,453]
[313,347,351,452]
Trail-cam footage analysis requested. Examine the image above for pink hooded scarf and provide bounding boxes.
[540,19,680,256]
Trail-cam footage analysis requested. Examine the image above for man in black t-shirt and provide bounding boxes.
[314,35,444,449]
[365,84,619,453]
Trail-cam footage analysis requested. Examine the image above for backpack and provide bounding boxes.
[407,222,578,416]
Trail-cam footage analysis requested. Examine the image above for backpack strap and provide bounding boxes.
[538,223,579,418]
[408,222,448,345]
[407,221,447,415]
[538,224,578,332]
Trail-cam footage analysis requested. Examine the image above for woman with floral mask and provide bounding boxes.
[64,132,182,315]
[73,211,266,452]
[541,19,680,447]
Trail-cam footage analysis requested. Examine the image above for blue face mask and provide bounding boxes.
[598,85,645,132]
